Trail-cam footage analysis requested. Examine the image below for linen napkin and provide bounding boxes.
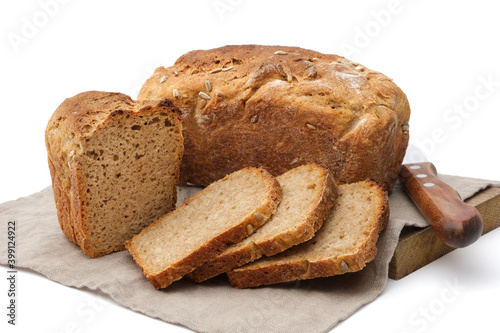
[0,174,498,333]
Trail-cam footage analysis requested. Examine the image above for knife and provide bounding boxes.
[399,144,483,248]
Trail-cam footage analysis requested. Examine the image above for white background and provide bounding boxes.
[1,0,499,332]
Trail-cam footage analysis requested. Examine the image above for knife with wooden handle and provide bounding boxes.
[399,162,483,248]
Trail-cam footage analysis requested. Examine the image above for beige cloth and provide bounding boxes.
[1,175,498,333]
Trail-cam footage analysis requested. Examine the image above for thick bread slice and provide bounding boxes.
[227,180,389,288]
[45,91,184,258]
[125,167,282,289]
[186,164,338,282]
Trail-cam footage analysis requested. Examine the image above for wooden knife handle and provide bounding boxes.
[399,162,483,248]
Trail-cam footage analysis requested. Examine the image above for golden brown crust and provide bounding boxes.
[47,156,76,244]
[46,91,183,258]
[125,167,282,289]
[226,180,389,288]
[186,164,338,282]
[138,45,410,191]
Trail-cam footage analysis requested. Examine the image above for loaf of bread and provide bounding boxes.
[186,164,338,282]
[226,179,389,288]
[125,167,282,289]
[138,45,410,191]
[45,91,184,258]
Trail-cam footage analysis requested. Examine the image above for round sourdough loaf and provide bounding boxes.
[138,45,410,191]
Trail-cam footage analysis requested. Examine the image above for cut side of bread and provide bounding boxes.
[186,164,338,282]
[226,180,389,288]
[45,91,184,258]
[125,167,282,289]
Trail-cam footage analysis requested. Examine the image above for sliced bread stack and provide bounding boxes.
[186,164,338,282]
[124,167,282,289]
[227,180,389,288]
[125,165,389,290]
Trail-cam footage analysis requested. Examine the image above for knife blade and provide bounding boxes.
[399,144,483,248]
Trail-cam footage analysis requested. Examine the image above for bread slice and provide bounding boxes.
[186,164,338,282]
[124,167,282,289]
[226,180,389,288]
[45,91,184,258]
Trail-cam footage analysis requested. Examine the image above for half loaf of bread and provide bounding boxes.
[226,179,389,288]
[45,91,184,258]
[186,164,338,282]
[125,167,282,289]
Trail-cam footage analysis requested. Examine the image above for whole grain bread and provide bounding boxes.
[186,164,338,282]
[45,91,184,258]
[226,179,389,288]
[138,45,410,191]
[124,167,282,289]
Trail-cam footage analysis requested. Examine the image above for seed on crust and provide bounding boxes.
[306,123,316,130]
[199,99,207,109]
[160,75,167,84]
[173,89,179,99]
[246,224,254,235]
[254,212,264,221]
[210,68,222,74]
[199,91,211,100]
[401,123,410,134]
[274,50,288,55]
[172,68,179,76]
[250,115,259,123]
[205,79,212,92]
[340,260,349,272]
[222,66,233,72]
